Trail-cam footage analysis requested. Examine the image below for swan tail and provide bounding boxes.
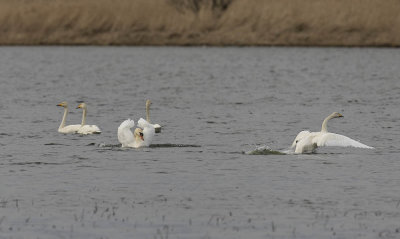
[154,124,162,133]
[90,125,101,133]
[78,125,102,134]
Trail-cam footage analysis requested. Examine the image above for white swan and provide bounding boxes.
[76,103,101,135]
[146,99,162,133]
[117,118,155,148]
[291,112,373,154]
[57,101,81,134]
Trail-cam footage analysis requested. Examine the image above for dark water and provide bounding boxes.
[0,47,399,239]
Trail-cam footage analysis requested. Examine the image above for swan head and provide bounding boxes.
[331,112,343,119]
[77,103,87,109]
[57,101,68,108]
[134,128,144,141]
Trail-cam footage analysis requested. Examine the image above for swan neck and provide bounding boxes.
[81,108,87,126]
[60,107,68,129]
[321,115,334,133]
[146,103,150,123]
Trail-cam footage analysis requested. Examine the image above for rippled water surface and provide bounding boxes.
[0,47,399,239]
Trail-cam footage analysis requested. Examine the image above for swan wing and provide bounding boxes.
[138,118,155,146]
[295,134,318,154]
[118,119,135,147]
[59,124,81,134]
[291,130,311,148]
[137,118,154,129]
[314,133,374,149]
[78,125,101,135]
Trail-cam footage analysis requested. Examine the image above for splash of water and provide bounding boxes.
[244,145,286,155]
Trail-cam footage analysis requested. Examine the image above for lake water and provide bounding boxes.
[0,47,399,239]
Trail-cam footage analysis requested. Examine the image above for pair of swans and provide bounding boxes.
[117,99,162,148]
[291,112,373,154]
[57,102,101,134]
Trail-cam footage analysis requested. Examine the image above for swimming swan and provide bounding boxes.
[291,112,373,154]
[76,103,101,134]
[117,118,155,148]
[146,100,162,133]
[57,101,81,134]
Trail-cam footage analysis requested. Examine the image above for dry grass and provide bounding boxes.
[0,0,399,46]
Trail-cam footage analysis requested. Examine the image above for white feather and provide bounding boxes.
[76,103,101,135]
[78,125,101,135]
[59,124,81,134]
[314,133,374,149]
[118,119,135,147]
[291,130,312,148]
[291,112,374,154]
[57,101,80,134]
[138,118,155,147]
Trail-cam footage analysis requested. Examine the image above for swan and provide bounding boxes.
[291,112,374,154]
[117,118,155,148]
[76,103,101,134]
[57,101,81,134]
[146,99,162,133]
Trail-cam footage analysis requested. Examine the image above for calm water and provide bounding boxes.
[0,47,399,239]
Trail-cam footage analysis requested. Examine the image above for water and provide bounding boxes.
[0,46,399,239]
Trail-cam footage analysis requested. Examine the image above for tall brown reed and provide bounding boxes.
[0,0,399,46]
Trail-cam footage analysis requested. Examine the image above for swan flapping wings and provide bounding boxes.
[117,118,155,148]
[137,118,155,147]
[118,119,135,147]
[291,112,374,154]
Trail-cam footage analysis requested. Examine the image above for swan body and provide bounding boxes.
[291,112,373,154]
[137,118,155,146]
[76,103,101,135]
[146,100,162,133]
[57,101,81,134]
[117,118,155,148]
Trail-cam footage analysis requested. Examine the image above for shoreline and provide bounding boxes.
[0,44,398,48]
[1,0,399,47]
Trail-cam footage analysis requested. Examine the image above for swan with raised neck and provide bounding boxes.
[76,102,101,134]
[146,99,162,133]
[57,101,80,133]
[321,112,343,133]
[291,112,373,154]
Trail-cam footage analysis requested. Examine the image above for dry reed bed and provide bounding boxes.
[0,0,399,46]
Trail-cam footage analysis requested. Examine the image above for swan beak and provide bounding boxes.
[57,103,62,107]
[338,114,343,117]
[140,132,144,141]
